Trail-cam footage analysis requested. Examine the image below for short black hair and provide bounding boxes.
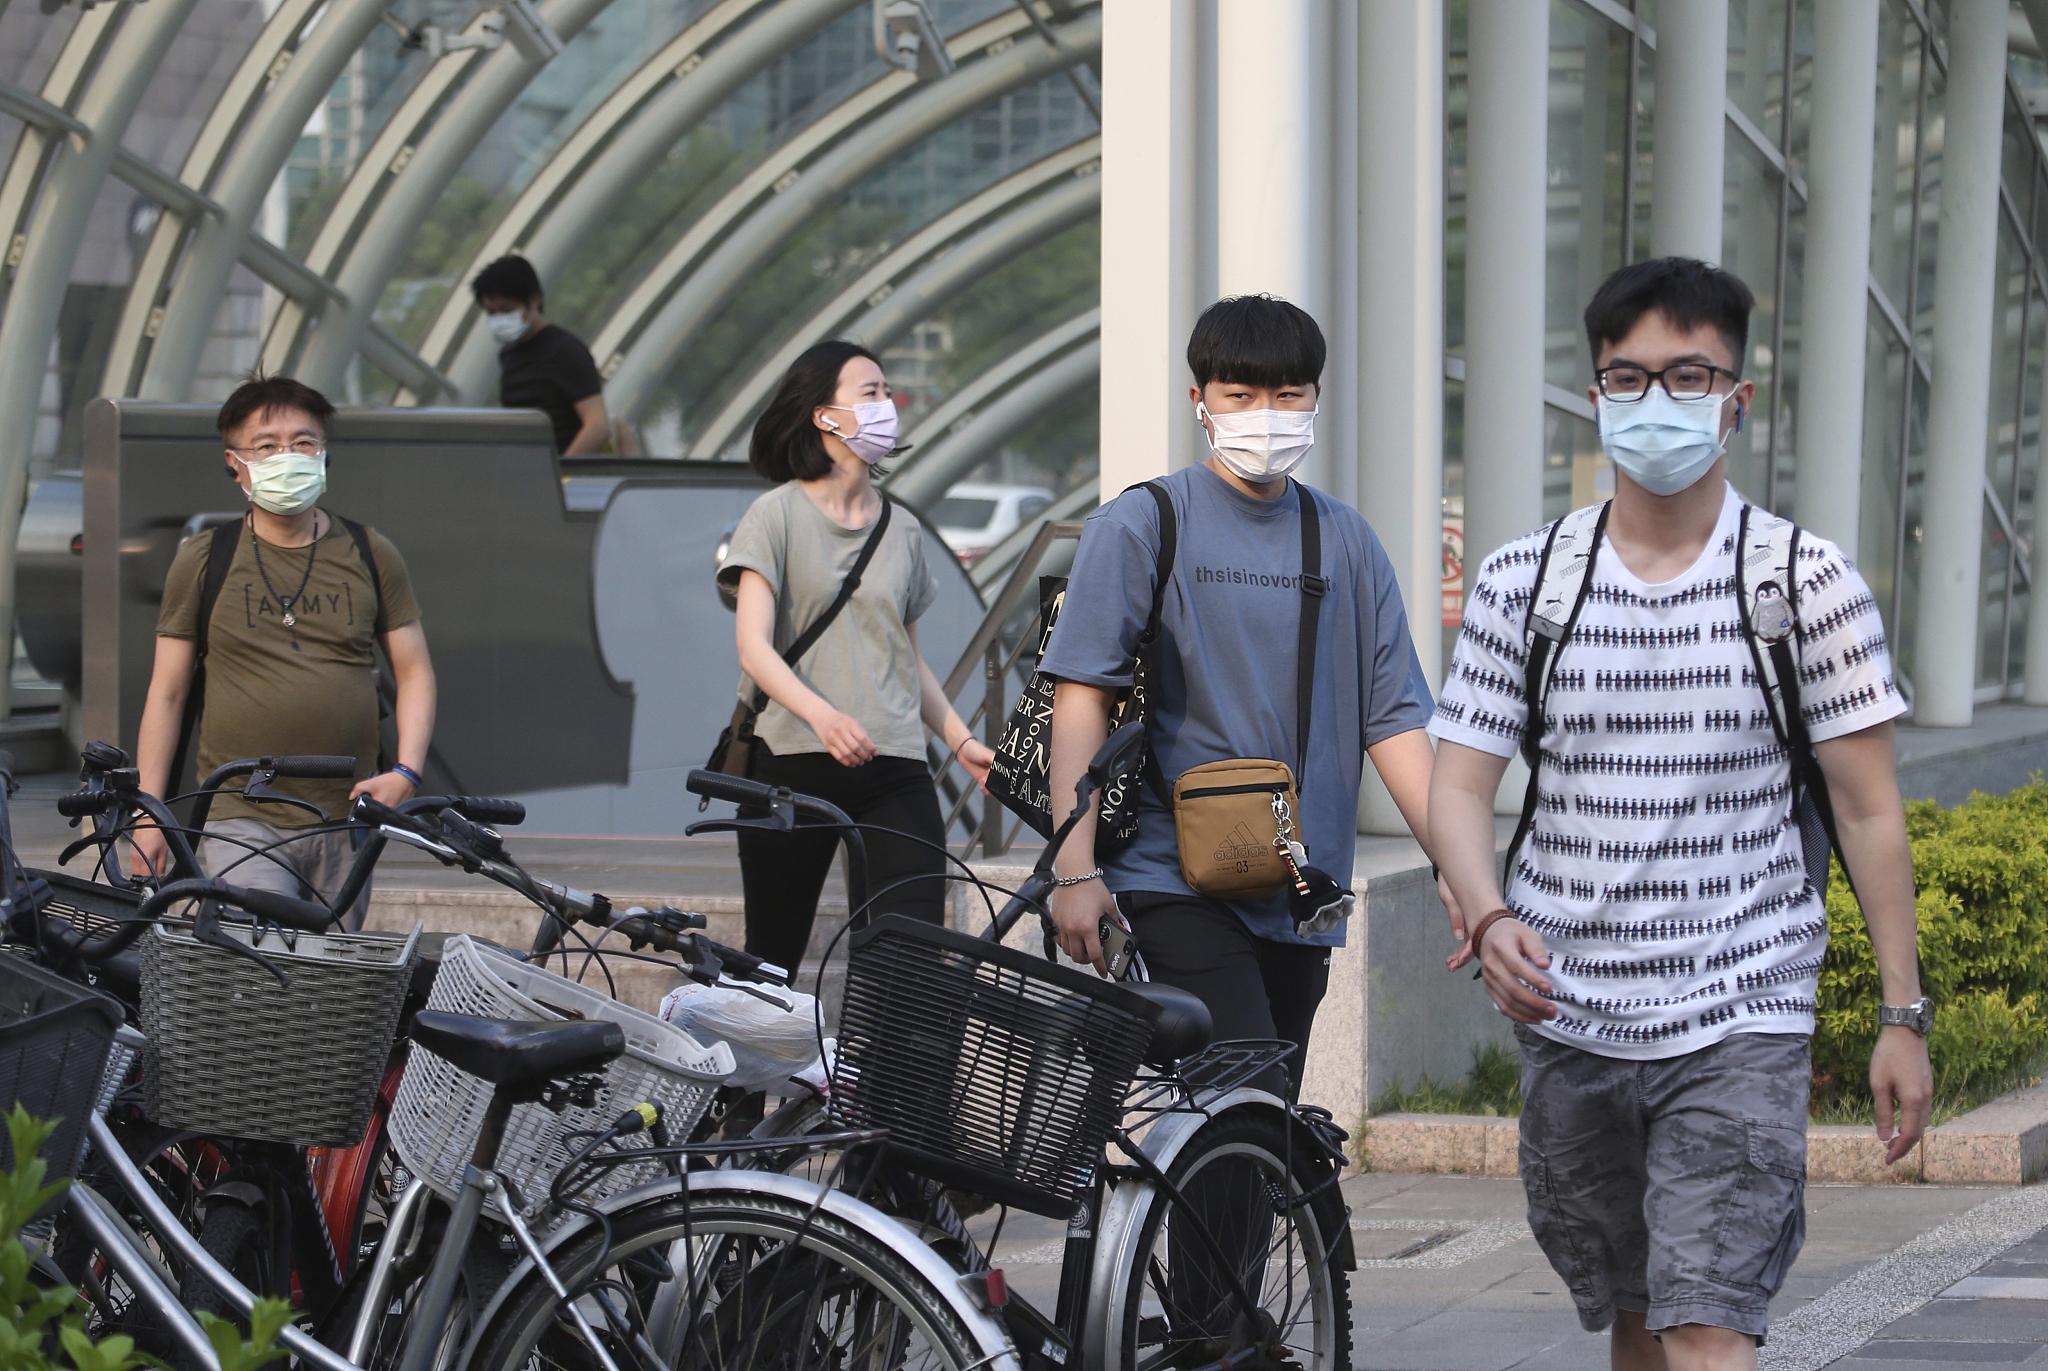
[216,372,335,441]
[1186,294,1326,390]
[473,254,543,307]
[750,340,882,483]
[1583,257,1755,370]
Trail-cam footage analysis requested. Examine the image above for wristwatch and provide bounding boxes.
[1877,997,1935,1036]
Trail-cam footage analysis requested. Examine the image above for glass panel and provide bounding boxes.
[1542,406,1603,522]
[1980,498,2011,689]
[1870,2,1922,314]
[1913,48,1945,356]
[2003,99,2038,224]
[1631,34,1656,263]
[1786,4,1813,178]
[1444,376,1466,673]
[1721,134,1781,499]
[1859,315,1908,633]
[1989,219,2029,502]
[0,10,86,94]
[1897,358,1932,688]
[1725,0,1788,137]
[1544,0,1628,389]
[1774,189,1803,514]
[1446,0,1469,357]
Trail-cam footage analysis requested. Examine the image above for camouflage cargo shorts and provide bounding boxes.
[1513,1026,1810,1343]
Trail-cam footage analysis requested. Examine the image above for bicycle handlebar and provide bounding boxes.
[682,770,778,809]
[685,769,870,914]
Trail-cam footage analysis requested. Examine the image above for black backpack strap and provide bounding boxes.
[746,496,893,710]
[1502,502,1609,894]
[168,519,244,800]
[1294,483,1325,782]
[337,515,386,633]
[1133,480,1178,645]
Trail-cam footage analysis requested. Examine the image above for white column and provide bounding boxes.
[1463,0,1549,580]
[1793,0,1879,555]
[1915,0,2008,727]
[1212,0,1335,490]
[1651,0,1728,261]
[1356,1,1445,836]
[1097,0,1199,496]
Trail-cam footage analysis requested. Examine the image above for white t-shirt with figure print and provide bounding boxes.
[1429,482,1904,1060]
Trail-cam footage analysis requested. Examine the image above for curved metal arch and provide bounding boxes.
[131,0,394,400]
[0,0,203,715]
[689,137,1100,458]
[888,310,1099,508]
[415,0,862,403]
[292,0,616,392]
[98,0,328,400]
[599,4,1104,424]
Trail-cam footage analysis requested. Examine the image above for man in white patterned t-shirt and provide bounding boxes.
[1429,258,1931,1370]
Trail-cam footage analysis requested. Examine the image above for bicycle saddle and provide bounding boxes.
[1125,982,1213,1067]
[411,1010,625,1090]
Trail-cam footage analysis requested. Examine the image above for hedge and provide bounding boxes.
[1814,779,2048,1108]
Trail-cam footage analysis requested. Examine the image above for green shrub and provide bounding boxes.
[1815,779,2048,1114]
[0,1105,289,1370]
[1372,1043,1522,1117]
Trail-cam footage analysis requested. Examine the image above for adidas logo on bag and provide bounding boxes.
[1214,821,1265,871]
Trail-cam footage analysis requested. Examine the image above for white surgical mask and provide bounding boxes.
[486,309,529,347]
[1596,387,1732,496]
[1197,402,1317,482]
[821,400,899,465]
[237,451,327,516]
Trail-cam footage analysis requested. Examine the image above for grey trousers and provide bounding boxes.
[198,818,371,929]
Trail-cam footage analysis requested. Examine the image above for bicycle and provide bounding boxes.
[672,722,1356,1370]
[20,817,1021,1369]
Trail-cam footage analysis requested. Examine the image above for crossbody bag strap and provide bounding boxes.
[1294,483,1326,782]
[749,495,893,709]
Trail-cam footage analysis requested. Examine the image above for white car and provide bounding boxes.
[930,482,1056,566]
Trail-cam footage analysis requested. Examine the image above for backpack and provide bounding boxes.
[1505,500,1846,901]
[166,514,389,800]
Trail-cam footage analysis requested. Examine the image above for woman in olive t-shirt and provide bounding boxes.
[718,341,995,974]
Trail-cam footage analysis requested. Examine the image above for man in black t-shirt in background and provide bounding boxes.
[473,254,610,455]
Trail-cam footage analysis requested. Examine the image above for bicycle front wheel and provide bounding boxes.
[467,1184,1009,1370]
[1111,1111,1352,1370]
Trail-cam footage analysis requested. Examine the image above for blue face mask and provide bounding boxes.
[1596,388,1731,496]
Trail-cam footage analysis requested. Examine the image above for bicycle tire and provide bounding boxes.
[173,1201,273,1371]
[1109,1111,1351,1370]
[466,1188,1001,1370]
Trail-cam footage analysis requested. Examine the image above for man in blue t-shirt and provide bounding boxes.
[1039,294,1447,1089]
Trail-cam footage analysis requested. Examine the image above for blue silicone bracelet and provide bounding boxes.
[391,762,424,787]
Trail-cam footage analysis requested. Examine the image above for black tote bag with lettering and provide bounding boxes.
[985,482,1175,842]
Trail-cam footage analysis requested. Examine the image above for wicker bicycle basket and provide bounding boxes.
[140,919,419,1147]
[830,914,1161,1217]
[389,935,732,1226]
[0,952,123,1210]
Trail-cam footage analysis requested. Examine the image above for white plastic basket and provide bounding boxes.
[389,936,732,1225]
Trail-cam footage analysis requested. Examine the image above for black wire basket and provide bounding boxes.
[830,914,1161,1217]
[0,952,124,1212]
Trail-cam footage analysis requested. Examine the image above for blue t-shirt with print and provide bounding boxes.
[1038,465,1434,946]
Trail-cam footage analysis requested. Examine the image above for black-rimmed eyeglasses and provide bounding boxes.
[1595,363,1740,403]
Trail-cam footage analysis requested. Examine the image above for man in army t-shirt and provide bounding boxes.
[129,375,438,919]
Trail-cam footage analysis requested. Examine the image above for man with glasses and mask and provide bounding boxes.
[129,375,438,919]
[1429,258,1931,1368]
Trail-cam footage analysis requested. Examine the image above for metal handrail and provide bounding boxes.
[929,516,1089,857]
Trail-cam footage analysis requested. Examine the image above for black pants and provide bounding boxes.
[1117,892,1333,1097]
[736,748,948,973]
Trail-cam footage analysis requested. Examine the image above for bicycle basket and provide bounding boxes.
[389,935,732,1227]
[830,914,1161,1217]
[0,952,123,1210]
[140,920,419,1147]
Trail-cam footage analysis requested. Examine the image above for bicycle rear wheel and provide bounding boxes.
[1110,1111,1351,1370]
[466,1186,1006,1370]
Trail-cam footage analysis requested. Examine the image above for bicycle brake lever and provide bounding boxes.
[58,832,107,866]
[683,816,799,839]
[240,761,330,823]
[191,901,292,988]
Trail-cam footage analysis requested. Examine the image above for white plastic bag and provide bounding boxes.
[658,978,826,1091]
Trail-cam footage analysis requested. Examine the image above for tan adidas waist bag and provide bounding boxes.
[1172,758,1298,899]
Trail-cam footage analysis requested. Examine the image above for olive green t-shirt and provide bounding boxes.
[717,484,938,762]
[156,515,421,826]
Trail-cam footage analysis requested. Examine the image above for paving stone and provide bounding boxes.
[1944,1275,2048,1300]
[1836,1345,2044,1363]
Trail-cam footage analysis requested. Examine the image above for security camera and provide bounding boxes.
[879,0,954,81]
[498,0,563,63]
